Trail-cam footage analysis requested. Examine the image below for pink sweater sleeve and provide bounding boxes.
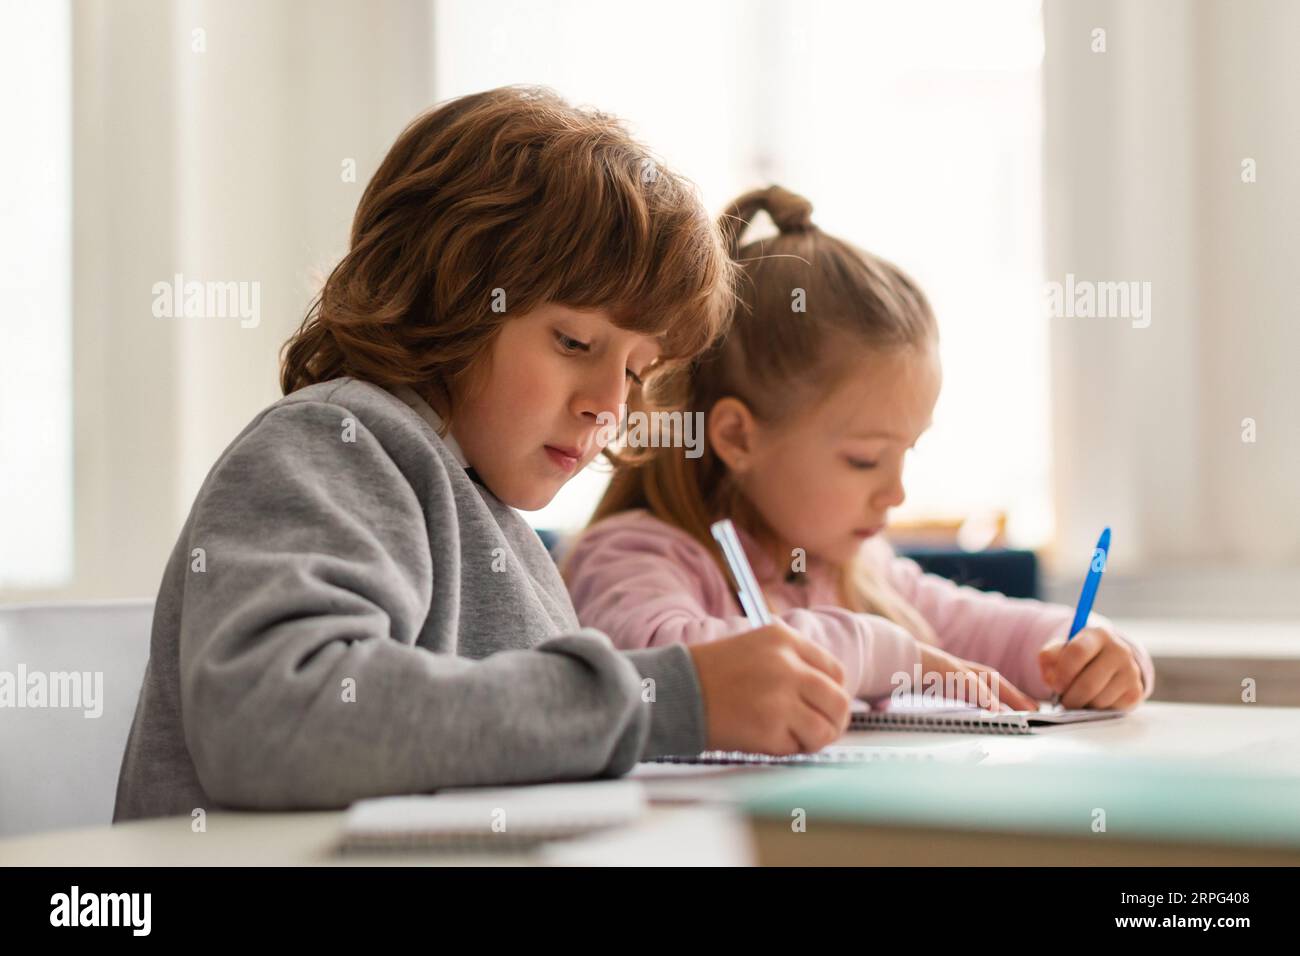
[871,539,1156,702]
[564,515,921,700]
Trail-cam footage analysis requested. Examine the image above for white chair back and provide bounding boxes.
[0,599,153,838]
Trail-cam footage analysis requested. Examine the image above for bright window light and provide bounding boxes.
[434,0,1049,547]
[0,0,73,587]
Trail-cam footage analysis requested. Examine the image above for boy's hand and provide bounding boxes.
[689,621,852,755]
[1038,626,1144,710]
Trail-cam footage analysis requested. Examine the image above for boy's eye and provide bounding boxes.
[555,330,643,386]
[846,457,879,470]
[555,331,589,353]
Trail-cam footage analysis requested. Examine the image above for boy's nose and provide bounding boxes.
[575,368,628,425]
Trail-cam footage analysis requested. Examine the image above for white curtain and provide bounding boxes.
[1042,0,1300,609]
[0,0,435,602]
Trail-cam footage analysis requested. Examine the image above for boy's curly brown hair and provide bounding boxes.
[280,85,736,428]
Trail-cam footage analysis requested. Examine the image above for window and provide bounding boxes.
[434,0,1049,547]
[0,0,73,587]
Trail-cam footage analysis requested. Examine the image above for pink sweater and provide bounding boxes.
[563,509,1155,703]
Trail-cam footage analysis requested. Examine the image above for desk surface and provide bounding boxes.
[3,702,1298,866]
[854,699,1300,771]
[0,802,757,867]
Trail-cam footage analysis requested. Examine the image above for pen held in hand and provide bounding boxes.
[1049,526,1111,709]
[710,518,773,628]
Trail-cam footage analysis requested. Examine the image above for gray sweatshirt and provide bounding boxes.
[112,377,706,822]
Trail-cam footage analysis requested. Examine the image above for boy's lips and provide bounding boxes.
[853,525,885,538]
[543,444,582,473]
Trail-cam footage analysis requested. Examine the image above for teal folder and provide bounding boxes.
[741,755,1300,848]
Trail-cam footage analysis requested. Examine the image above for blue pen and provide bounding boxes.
[1050,526,1111,709]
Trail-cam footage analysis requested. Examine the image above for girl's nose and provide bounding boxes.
[874,474,906,509]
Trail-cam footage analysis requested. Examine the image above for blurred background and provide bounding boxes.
[2,0,1298,629]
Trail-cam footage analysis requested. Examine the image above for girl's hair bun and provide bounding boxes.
[763,185,814,233]
[719,184,816,255]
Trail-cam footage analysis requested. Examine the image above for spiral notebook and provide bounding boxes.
[850,697,1125,735]
[648,740,991,767]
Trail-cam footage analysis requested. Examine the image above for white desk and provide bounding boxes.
[851,699,1300,772]
[0,802,755,867]
[3,702,1298,866]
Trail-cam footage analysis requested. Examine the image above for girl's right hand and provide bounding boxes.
[688,621,852,755]
[916,643,1039,712]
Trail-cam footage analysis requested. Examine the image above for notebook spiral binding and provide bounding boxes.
[650,749,944,766]
[849,711,1032,735]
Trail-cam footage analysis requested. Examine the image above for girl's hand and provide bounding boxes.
[916,643,1039,712]
[1037,626,1144,710]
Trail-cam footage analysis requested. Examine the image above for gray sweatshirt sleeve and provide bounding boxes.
[177,402,704,811]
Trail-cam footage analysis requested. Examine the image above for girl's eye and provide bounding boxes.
[846,457,879,470]
[626,368,643,387]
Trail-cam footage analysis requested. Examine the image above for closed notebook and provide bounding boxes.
[851,696,1124,735]
[340,780,646,851]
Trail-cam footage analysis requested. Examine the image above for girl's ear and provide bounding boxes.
[708,397,761,474]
